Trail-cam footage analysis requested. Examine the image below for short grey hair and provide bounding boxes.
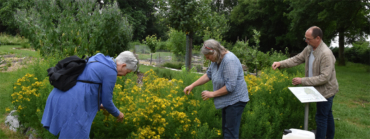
[201,39,227,64]
[115,51,138,71]
[308,26,323,39]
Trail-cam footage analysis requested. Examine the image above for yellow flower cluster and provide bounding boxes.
[5,107,11,112]
[96,69,222,138]
[11,74,45,112]
[131,125,161,139]
[244,70,290,95]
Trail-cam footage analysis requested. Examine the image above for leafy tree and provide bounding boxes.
[159,0,228,70]
[116,0,168,41]
[14,0,132,57]
[211,0,238,15]
[229,0,370,66]
[116,0,153,41]
[229,0,293,52]
[200,11,229,42]
[143,34,159,64]
[286,0,370,66]
[0,0,34,34]
[232,30,266,75]
[167,28,186,61]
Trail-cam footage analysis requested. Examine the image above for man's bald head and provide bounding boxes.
[307,26,323,40]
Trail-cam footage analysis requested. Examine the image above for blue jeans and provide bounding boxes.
[222,101,247,139]
[315,95,335,139]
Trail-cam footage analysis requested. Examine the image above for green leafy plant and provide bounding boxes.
[14,0,132,57]
[158,0,228,70]
[167,29,186,61]
[143,34,160,65]
[6,61,11,67]
[232,30,262,74]
[0,33,29,46]
[161,62,184,70]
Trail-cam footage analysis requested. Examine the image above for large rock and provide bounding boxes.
[5,110,19,132]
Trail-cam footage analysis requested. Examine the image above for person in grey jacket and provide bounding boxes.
[183,39,249,139]
[272,26,339,139]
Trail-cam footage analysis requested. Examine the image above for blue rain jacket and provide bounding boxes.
[41,53,120,138]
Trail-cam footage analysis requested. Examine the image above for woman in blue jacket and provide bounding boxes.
[41,51,138,138]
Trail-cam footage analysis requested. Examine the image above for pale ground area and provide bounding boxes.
[0,54,35,72]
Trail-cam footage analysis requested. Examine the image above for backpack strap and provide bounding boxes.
[77,80,102,110]
[78,60,106,110]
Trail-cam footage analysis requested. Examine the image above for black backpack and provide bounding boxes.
[47,55,92,91]
[47,55,102,108]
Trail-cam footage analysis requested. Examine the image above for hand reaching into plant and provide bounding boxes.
[116,112,124,122]
[183,85,194,95]
[272,62,281,70]
[99,104,105,111]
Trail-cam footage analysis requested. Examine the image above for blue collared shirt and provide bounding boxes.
[206,52,249,109]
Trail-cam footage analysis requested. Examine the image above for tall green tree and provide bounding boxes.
[229,0,294,52]
[116,0,168,41]
[287,0,370,66]
[159,0,228,70]
[116,0,152,40]
[0,0,34,34]
[211,0,238,15]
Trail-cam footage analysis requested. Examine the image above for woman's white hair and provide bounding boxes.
[115,51,138,71]
[201,39,227,64]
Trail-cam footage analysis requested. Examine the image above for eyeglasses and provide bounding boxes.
[303,37,316,42]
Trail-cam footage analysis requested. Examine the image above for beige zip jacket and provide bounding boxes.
[279,41,339,98]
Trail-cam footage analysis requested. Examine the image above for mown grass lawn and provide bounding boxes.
[0,45,40,58]
[0,45,369,138]
[0,45,34,138]
[332,62,370,139]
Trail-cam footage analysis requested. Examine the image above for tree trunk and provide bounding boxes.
[338,31,346,66]
[150,53,152,65]
[185,32,193,71]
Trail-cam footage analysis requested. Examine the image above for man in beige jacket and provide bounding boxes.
[272,26,338,139]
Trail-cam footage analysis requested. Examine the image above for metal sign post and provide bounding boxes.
[288,87,327,130]
[304,103,309,130]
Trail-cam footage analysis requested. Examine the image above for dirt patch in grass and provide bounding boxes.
[0,54,35,72]
[12,47,35,51]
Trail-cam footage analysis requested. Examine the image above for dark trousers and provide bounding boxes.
[315,95,335,139]
[222,101,247,139]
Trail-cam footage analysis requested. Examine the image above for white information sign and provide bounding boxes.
[288,86,327,103]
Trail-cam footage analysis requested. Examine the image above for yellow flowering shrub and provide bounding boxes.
[240,68,316,138]
[91,69,221,138]
[10,67,312,138]
[10,73,54,134]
